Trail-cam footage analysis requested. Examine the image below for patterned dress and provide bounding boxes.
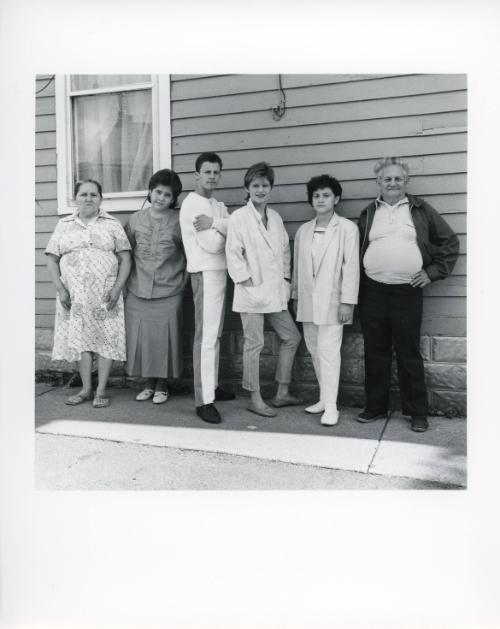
[45,210,131,362]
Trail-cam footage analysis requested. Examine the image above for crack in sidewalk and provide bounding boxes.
[366,411,393,474]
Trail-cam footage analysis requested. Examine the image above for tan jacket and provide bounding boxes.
[226,201,291,313]
[292,214,359,324]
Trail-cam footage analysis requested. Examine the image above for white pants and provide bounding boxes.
[303,322,344,405]
[191,270,227,406]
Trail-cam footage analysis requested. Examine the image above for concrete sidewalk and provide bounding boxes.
[35,384,467,488]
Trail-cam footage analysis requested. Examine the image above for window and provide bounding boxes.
[55,75,171,213]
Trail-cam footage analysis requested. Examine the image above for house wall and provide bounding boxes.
[35,74,467,416]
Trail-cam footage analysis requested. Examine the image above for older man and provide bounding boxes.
[357,157,459,432]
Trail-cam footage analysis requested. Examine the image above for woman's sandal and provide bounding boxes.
[136,388,155,401]
[65,392,93,406]
[246,403,277,418]
[93,395,110,408]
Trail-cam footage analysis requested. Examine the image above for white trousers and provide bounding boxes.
[191,270,227,406]
[303,322,344,405]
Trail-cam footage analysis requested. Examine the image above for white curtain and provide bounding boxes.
[71,75,150,91]
[73,89,153,193]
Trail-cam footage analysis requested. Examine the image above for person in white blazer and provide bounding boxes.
[292,175,360,426]
[226,162,302,417]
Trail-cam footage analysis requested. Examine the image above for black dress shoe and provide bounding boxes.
[411,416,429,432]
[357,410,388,423]
[214,386,235,401]
[196,403,222,424]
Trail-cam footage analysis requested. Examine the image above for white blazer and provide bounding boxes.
[292,213,360,324]
[226,201,291,313]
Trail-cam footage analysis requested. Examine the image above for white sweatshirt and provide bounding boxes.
[179,191,229,272]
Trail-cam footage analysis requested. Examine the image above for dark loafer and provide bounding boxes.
[357,410,388,423]
[411,416,429,432]
[196,403,222,424]
[214,386,235,401]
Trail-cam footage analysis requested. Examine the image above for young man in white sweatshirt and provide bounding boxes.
[179,152,234,424]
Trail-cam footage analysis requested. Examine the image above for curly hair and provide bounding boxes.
[306,174,342,205]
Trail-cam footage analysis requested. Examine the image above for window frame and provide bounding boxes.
[55,74,171,214]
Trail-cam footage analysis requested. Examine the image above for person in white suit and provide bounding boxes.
[292,175,360,426]
[226,162,302,417]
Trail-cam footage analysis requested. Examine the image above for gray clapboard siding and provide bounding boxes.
[35,182,58,201]
[171,74,465,115]
[36,165,57,183]
[35,131,56,150]
[172,133,466,172]
[36,283,56,299]
[421,316,465,337]
[35,115,57,133]
[35,233,51,249]
[172,91,467,137]
[36,96,56,116]
[173,111,467,154]
[36,314,56,329]
[36,299,56,315]
[36,267,51,282]
[35,149,57,167]
[172,74,398,101]
[35,199,58,215]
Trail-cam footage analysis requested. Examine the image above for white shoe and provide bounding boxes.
[153,391,169,404]
[320,405,339,426]
[136,388,154,401]
[305,401,325,414]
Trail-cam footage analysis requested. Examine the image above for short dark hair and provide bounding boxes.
[195,152,223,172]
[74,179,103,198]
[306,175,342,205]
[244,162,275,189]
[147,169,183,208]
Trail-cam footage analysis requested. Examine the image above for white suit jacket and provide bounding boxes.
[292,213,360,324]
[226,201,291,313]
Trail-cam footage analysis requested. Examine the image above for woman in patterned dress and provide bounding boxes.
[45,179,132,408]
[124,169,187,404]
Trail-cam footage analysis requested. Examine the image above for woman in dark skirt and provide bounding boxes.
[125,169,187,403]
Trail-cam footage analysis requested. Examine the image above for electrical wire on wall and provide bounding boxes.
[271,74,287,121]
[36,75,55,95]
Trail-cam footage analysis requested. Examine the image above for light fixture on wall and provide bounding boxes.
[271,74,287,121]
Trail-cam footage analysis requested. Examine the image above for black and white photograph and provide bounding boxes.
[35,73,467,490]
[2,1,500,628]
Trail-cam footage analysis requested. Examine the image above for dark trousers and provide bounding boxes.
[358,276,428,417]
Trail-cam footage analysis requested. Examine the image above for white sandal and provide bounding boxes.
[153,391,169,404]
[136,388,154,401]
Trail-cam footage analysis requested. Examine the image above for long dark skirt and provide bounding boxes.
[125,291,183,378]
